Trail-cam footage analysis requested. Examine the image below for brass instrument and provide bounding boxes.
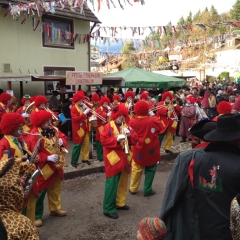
[81,103,106,122]
[83,100,93,108]
[43,107,60,126]
[25,101,35,126]
[172,99,179,107]
[121,122,130,156]
[53,126,68,169]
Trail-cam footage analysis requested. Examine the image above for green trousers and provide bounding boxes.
[144,164,158,194]
[35,190,47,220]
[71,143,83,164]
[158,129,167,147]
[103,173,121,214]
[96,141,103,161]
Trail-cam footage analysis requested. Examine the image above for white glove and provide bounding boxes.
[128,103,132,110]
[83,108,90,115]
[106,106,111,111]
[47,154,58,162]
[149,111,154,116]
[59,138,63,146]
[117,134,125,142]
[123,128,130,137]
[107,111,112,117]
[22,112,30,118]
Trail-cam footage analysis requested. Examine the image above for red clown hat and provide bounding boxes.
[217,101,232,115]
[92,93,100,102]
[111,104,128,120]
[112,94,121,102]
[124,91,135,100]
[0,113,24,135]
[34,95,48,107]
[30,110,52,127]
[100,97,110,106]
[73,91,85,102]
[140,93,149,100]
[0,93,12,104]
[134,100,149,116]
[162,92,173,101]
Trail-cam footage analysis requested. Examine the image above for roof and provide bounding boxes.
[0,0,101,23]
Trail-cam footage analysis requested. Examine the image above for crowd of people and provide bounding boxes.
[1,79,240,239]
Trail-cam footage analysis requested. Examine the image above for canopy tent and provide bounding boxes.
[105,67,186,88]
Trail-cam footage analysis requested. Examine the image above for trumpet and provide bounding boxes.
[81,103,106,122]
[121,122,130,156]
[83,100,93,108]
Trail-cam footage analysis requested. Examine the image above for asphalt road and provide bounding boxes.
[37,162,173,240]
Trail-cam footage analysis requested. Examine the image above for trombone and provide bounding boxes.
[81,103,106,122]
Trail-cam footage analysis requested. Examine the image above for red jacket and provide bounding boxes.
[71,104,90,144]
[26,127,67,191]
[95,106,108,141]
[129,116,161,166]
[100,121,138,178]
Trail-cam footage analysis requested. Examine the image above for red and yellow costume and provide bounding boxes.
[100,104,138,216]
[140,92,154,110]
[0,93,12,121]
[26,110,67,224]
[71,91,90,166]
[157,92,181,152]
[95,96,111,161]
[0,113,38,223]
[129,101,161,195]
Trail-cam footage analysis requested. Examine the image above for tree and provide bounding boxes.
[186,11,193,24]
[230,0,240,20]
[120,41,136,54]
[210,5,219,21]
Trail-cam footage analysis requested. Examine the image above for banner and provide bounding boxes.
[66,71,103,85]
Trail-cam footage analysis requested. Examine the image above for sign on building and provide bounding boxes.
[66,71,103,85]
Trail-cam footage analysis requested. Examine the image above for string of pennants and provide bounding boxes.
[2,0,144,20]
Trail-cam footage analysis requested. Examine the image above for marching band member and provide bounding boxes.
[0,93,12,121]
[26,110,68,227]
[140,92,155,116]
[0,157,39,239]
[179,96,196,143]
[100,104,138,219]
[112,94,121,106]
[91,93,100,110]
[124,91,135,122]
[129,101,161,197]
[71,91,91,167]
[157,92,181,154]
[0,113,39,223]
[33,95,48,111]
[95,97,111,162]
[16,94,34,133]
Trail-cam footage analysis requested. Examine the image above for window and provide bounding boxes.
[42,16,74,49]
[44,67,75,95]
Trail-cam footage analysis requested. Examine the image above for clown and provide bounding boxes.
[0,113,39,223]
[0,93,12,121]
[129,101,161,197]
[100,104,138,219]
[124,91,135,122]
[95,96,111,162]
[26,110,67,227]
[157,92,181,153]
[140,92,154,115]
[212,101,232,122]
[71,91,91,167]
[112,94,121,106]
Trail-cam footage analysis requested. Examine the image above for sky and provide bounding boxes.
[89,0,236,53]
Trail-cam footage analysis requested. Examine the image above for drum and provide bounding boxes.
[58,113,67,125]
[89,115,97,128]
